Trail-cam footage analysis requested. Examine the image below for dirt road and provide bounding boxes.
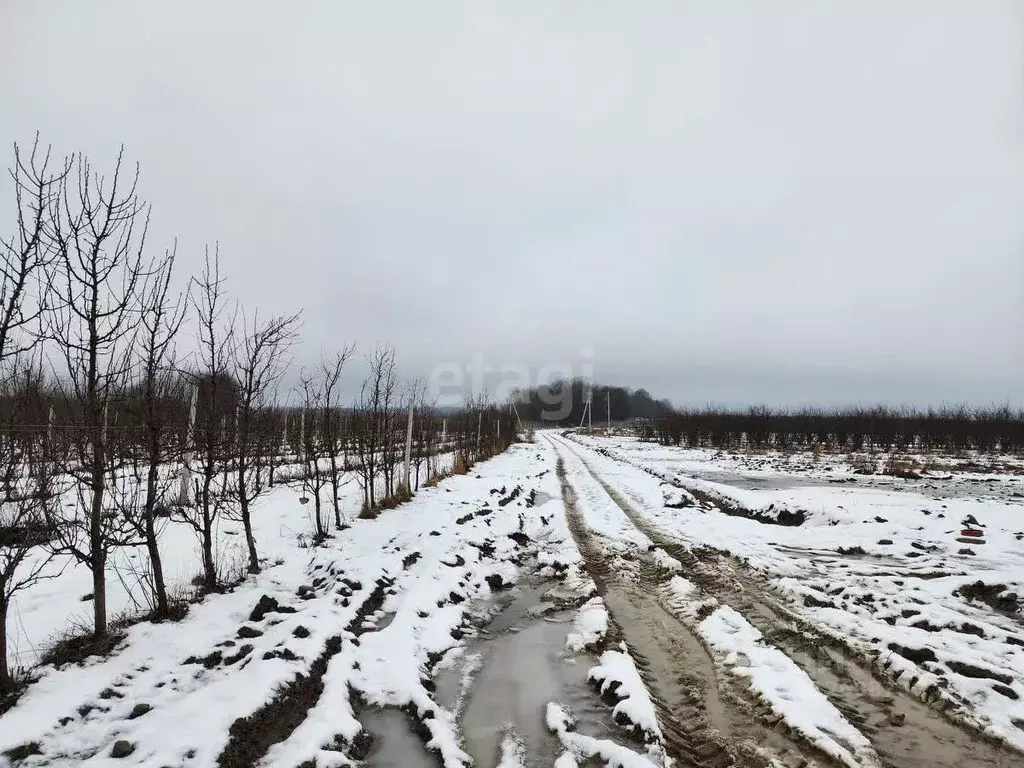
[546,432,1021,768]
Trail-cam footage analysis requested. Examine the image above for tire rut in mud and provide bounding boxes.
[555,453,797,768]
[559,436,1020,768]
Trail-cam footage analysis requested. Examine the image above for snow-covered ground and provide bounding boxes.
[0,442,672,767]
[570,433,1024,751]
[5,453,458,675]
[3,432,1022,767]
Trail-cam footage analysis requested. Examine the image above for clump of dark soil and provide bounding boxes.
[946,660,1013,685]
[110,740,135,758]
[508,531,531,547]
[184,650,224,669]
[249,595,296,623]
[802,593,835,609]
[958,581,1021,615]
[887,642,937,664]
[2,742,42,762]
[498,485,522,507]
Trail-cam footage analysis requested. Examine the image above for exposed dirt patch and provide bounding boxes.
[945,661,1013,686]
[958,581,1022,616]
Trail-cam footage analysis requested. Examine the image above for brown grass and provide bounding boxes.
[883,455,921,479]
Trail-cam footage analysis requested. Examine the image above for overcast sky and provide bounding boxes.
[2,1,1023,408]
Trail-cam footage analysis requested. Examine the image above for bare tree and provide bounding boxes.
[0,140,70,681]
[121,243,186,616]
[399,377,426,492]
[297,368,330,541]
[43,147,154,638]
[354,344,396,514]
[0,136,69,364]
[318,347,354,529]
[232,307,300,572]
[0,361,60,691]
[182,248,235,592]
[405,379,438,490]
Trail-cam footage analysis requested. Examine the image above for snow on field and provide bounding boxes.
[3,456,412,673]
[0,444,569,766]
[571,434,1024,750]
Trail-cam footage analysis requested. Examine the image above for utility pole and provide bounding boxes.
[403,400,414,491]
[579,387,593,429]
[607,390,611,430]
[179,385,198,504]
[511,401,524,432]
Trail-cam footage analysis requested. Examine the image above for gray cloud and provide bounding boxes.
[2,1,1023,406]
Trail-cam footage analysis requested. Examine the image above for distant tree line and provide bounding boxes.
[510,379,670,425]
[647,405,1024,454]
[510,378,1024,455]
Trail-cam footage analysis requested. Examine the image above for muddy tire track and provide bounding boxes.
[553,449,816,768]
[557,435,1020,768]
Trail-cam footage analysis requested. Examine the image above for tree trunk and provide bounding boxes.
[329,453,342,529]
[90,480,107,638]
[238,460,260,573]
[241,502,259,573]
[92,551,107,639]
[145,459,168,616]
[200,477,217,591]
[0,601,10,692]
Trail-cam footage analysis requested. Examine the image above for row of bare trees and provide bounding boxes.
[645,404,1024,454]
[0,138,516,691]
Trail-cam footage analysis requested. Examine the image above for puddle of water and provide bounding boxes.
[435,578,618,768]
[362,708,437,768]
